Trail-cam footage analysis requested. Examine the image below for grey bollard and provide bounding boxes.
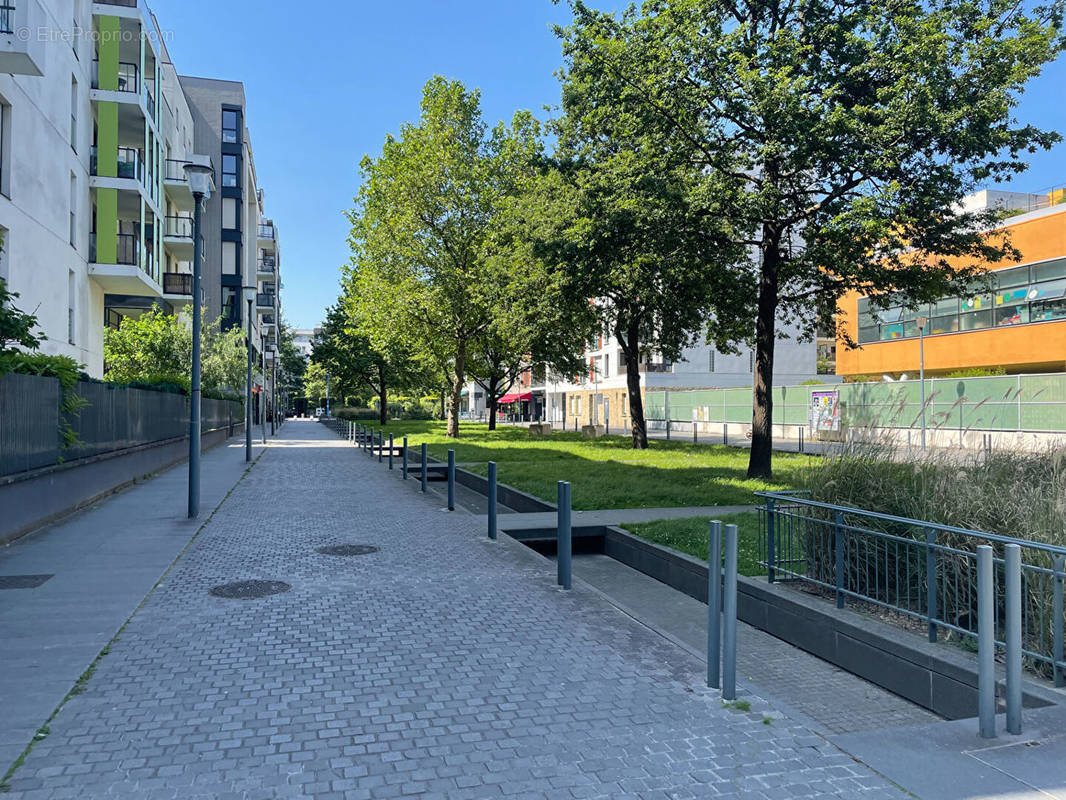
[402,437,408,480]
[447,449,455,511]
[389,434,394,470]
[557,481,571,590]
[378,431,383,463]
[1005,544,1022,735]
[722,523,739,700]
[421,443,427,493]
[977,544,996,738]
[488,461,497,540]
[1054,555,1064,688]
[707,520,722,689]
[723,422,728,446]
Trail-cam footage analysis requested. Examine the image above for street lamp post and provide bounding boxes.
[918,316,927,451]
[326,371,331,418]
[184,158,214,519]
[242,285,256,462]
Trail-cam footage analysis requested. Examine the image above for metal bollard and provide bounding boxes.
[722,523,739,700]
[378,431,383,463]
[666,418,671,440]
[557,481,571,590]
[389,434,394,470]
[723,422,728,447]
[447,449,455,511]
[1005,543,1022,735]
[693,421,698,444]
[977,544,996,739]
[402,437,408,479]
[1055,555,1064,688]
[707,520,722,689]
[799,426,804,453]
[926,528,938,642]
[421,443,428,493]
[488,461,497,540]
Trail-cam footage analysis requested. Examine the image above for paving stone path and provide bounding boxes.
[3,421,906,799]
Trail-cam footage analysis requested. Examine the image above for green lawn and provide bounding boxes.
[357,420,813,510]
[620,512,765,576]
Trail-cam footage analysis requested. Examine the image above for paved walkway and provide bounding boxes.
[0,434,265,775]
[3,420,905,799]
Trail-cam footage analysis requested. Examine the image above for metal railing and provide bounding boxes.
[96,0,137,6]
[163,273,192,295]
[757,490,1066,683]
[164,159,190,181]
[257,255,276,271]
[89,232,139,266]
[90,146,143,182]
[91,60,139,93]
[256,293,275,309]
[257,224,276,240]
[164,215,192,238]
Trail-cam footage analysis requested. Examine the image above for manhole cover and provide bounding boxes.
[209,580,291,599]
[315,544,379,557]
[0,574,54,590]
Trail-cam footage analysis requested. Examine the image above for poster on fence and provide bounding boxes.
[810,390,841,432]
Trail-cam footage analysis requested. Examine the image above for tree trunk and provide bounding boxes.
[377,367,388,426]
[748,230,781,480]
[620,322,647,449]
[487,377,499,431]
[447,344,466,438]
[439,388,446,421]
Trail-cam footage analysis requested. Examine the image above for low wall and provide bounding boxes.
[0,424,242,545]
[502,522,1061,720]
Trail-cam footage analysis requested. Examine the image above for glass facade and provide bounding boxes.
[857,258,1066,343]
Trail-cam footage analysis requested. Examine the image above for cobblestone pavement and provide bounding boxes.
[3,421,907,799]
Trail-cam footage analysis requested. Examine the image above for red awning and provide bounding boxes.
[498,392,532,404]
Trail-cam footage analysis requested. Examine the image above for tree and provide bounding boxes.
[559,0,1063,475]
[0,278,43,354]
[277,320,307,411]
[345,77,546,437]
[526,114,739,448]
[103,309,246,394]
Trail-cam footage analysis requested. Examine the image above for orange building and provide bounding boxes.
[837,193,1066,378]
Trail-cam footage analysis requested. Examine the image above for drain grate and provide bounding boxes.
[209,579,291,599]
[315,544,379,557]
[0,574,54,590]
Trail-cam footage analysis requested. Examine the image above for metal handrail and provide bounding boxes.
[757,490,1066,682]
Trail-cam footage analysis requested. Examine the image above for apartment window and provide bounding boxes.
[72,1,82,59]
[749,351,754,372]
[70,77,78,152]
[222,155,238,188]
[0,97,10,198]
[222,241,237,275]
[0,2,12,35]
[69,173,77,247]
[708,350,715,372]
[222,109,240,144]
[0,226,9,282]
[603,353,609,377]
[221,286,238,321]
[222,198,237,230]
[67,270,76,345]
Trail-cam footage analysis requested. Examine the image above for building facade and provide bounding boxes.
[0,0,283,412]
[837,190,1066,378]
[460,331,818,427]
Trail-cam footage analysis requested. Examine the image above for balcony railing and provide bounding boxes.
[164,215,192,238]
[257,255,276,270]
[90,145,144,183]
[164,159,190,182]
[163,273,192,296]
[257,224,276,240]
[261,314,276,326]
[90,232,139,266]
[0,3,14,35]
[96,0,137,6]
[91,60,139,93]
[256,293,275,309]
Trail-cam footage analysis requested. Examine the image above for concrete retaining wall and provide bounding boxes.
[0,424,242,545]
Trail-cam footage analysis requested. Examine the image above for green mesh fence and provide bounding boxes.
[645,374,1066,432]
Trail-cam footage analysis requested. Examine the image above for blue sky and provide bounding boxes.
[153,0,1065,331]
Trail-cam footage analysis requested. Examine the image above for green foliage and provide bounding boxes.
[345,77,574,437]
[800,379,827,386]
[621,512,765,577]
[103,309,246,394]
[943,366,1007,378]
[0,278,43,352]
[559,0,1063,477]
[277,320,307,404]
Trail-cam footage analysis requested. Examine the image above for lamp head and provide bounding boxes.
[183,156,215,199]
[242,285,257,303]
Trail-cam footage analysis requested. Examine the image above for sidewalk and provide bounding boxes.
[0,435,265,776]
[3,419,906,799]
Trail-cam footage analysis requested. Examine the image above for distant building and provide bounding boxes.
[292,328,320,360]
[837,189,1066,378]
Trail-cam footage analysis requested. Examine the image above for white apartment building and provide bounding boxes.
[0,0,283,407]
